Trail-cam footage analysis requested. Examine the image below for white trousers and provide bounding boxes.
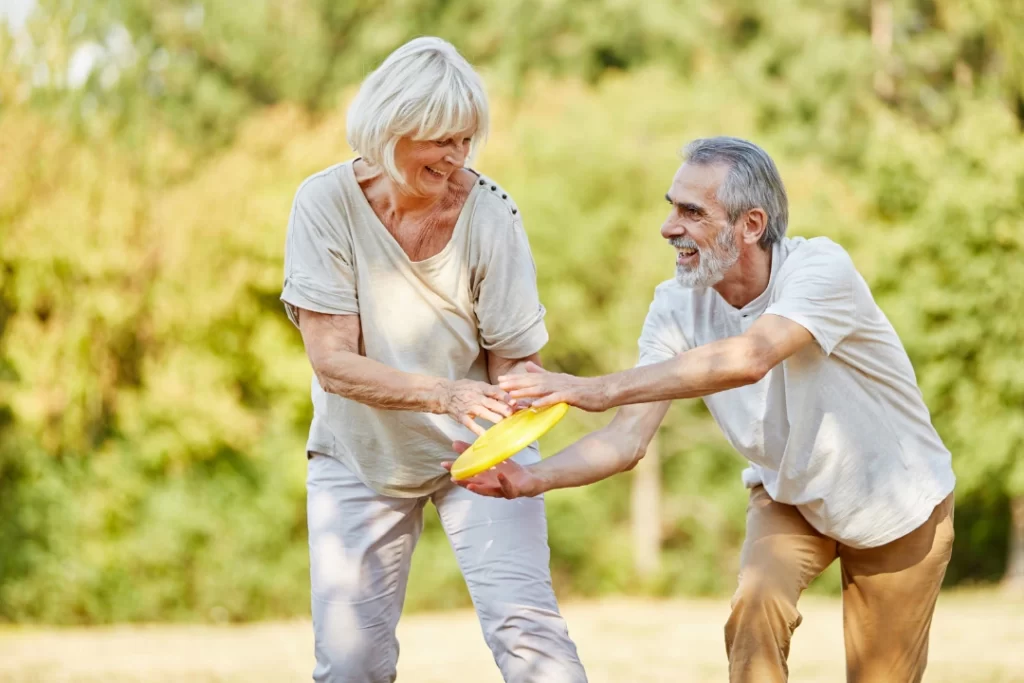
[306,452,587,683]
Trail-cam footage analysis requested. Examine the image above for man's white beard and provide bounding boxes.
[672,226,740,288]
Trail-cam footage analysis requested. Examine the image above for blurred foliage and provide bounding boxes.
[1,0,1022,623]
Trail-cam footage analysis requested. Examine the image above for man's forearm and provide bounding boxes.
[527,401,671,494]
[530,427,642,493]
[599,335,768,408]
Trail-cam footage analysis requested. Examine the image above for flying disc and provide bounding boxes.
[450,402,570,480]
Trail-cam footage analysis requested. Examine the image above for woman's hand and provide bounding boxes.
[439,379,516,436]
[498,362,611,412]
[442,441,545,498]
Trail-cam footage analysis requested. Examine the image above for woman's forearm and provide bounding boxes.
[314,350,448,413]
[298,308,449,413]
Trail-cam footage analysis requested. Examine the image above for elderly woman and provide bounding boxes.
[280,38,587,683]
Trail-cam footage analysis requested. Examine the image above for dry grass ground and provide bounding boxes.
[1,591,1021,682]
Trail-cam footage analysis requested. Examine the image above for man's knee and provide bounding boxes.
[727,572,803,635]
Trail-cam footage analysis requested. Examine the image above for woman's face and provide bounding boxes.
[393,130,475,197]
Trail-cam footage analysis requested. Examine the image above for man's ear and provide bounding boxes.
[741,208,768,246]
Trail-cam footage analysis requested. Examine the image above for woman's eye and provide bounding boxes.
[435,138,453,146]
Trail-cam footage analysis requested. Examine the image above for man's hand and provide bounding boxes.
[497,362,610,412]
[442,441,545,498]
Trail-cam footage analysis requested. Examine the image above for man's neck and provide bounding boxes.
[713,245,773,309]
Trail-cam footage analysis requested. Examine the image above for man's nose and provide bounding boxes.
[661,216,684,240]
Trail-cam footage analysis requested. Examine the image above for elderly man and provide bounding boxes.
[447,137,956,683]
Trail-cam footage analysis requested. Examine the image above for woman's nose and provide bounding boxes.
[445,141,468,167]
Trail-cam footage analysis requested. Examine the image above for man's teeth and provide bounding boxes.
[678,248,697,255]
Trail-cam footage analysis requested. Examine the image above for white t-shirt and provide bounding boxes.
[637,236,955,548]
[281,161,548,497]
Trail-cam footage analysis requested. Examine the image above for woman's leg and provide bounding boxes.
[433,448,587,683]
[307,454,426,683]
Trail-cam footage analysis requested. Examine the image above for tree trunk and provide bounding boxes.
[631,434,661,580]
[1005,495,1024,594]
[871,0,894,99]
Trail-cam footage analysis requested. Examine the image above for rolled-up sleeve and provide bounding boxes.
[280,175,358,327]
[472,198,549,359]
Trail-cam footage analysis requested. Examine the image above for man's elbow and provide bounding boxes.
[736,338,775,385]
[619,434,649,472]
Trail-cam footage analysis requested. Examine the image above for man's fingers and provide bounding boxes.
[497,374,534,390]
[524,361,546,374]
[466,484,501,498]
[451,440,471,454]
[508,385,548,399]
[530,392,564,409]
[497,472,518,499]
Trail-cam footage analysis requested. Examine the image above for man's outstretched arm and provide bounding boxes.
[498,314,815,412]
[443,400,671,498]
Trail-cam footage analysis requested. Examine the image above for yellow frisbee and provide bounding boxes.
[450,402,570,480]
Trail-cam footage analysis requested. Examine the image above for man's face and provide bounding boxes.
[661,162,740,288]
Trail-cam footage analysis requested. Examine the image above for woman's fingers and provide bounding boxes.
[461,414,486,436]
[482,383,515,405]
[471,406,506,426]
[481,396,513,418]
[481,396,515,418]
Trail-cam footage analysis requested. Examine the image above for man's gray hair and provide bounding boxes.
[681,137,788,248]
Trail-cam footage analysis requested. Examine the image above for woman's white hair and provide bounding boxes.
[346,37,490,189]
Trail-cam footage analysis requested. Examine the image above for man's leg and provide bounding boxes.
[306,454,426,683]
[839,493,954,683]
[726,485,837,683]
[433,449,587,683]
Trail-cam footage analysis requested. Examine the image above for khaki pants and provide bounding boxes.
[726,486,955,683]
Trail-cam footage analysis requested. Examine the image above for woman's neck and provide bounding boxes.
[356,160,463,219]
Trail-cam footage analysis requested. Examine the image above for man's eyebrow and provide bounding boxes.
[665,194,707,215]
